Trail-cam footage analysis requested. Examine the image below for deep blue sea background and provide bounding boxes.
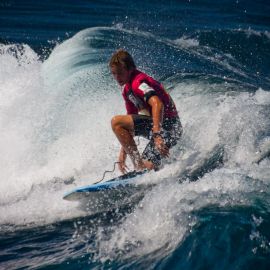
[0,0,270,269]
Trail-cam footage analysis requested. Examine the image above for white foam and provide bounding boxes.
[79,75,270,261]
[0,40,124,226]
[174,36,199,48]
[94,165,269,261]
[0,28,269,229]
[239,27,270,39]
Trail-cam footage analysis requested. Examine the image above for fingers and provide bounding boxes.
[158,144,169,157]
[118,161,129,174]
[154,137,170,157]
[119,166,127,174]
[119,164,126,174]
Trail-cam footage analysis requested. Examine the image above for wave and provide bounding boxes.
[176,28,270,86]
[0,27,269,230]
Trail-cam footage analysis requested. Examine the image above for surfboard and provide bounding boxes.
[63,170,151,213]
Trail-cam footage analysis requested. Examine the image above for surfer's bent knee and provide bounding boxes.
[111,115,134,132]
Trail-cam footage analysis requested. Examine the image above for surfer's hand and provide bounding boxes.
[118,147,129,174]
[154,136,169,157]
[118,160,129,174]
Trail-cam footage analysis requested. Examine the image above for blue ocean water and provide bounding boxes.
[0,0,270,269]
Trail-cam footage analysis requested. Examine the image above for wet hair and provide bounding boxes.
[109,49,136,70]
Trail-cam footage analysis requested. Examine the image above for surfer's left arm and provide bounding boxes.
[148,96,169,157]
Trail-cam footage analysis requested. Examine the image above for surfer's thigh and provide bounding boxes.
[132,114,152,138]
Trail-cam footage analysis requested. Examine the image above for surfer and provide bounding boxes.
[110,49,182,173]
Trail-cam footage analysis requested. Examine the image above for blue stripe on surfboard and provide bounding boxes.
[63,170,147,199]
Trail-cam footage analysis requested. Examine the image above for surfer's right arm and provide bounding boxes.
[118,146,128,174]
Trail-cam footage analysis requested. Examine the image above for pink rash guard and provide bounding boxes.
[122,69,178,119]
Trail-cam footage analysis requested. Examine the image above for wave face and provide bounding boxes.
[0,1,270,269]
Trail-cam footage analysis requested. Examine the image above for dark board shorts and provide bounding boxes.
[132,114,182,167]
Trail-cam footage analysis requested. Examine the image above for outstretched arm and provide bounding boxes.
[148,96,169,157]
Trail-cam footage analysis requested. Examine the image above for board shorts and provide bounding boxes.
[132,114,182,168]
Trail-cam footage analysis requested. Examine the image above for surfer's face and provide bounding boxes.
[110,65,132,86]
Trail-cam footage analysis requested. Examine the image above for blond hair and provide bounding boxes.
[109,49,136,70]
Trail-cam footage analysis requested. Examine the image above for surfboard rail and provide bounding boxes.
[63,170,148,201]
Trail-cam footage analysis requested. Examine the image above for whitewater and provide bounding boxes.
[1,23,270,269]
